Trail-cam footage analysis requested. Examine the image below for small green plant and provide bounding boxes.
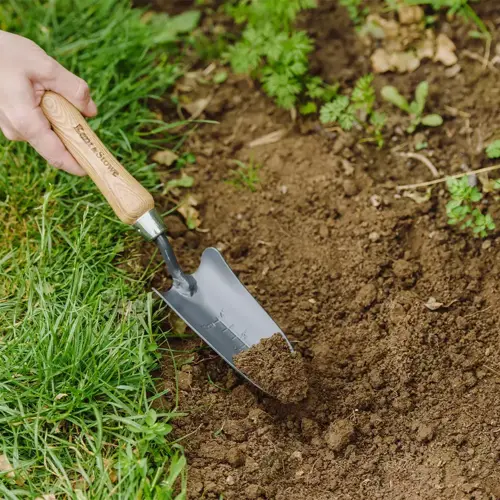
[320,74,386,147]
[227,159,261,191]
[340,0,368,25]
[226,0,338,109]
[446,177,495,237]
[381,81,443,134]
[486,140,500,159]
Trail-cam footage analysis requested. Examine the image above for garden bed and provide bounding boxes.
[153,1,500,498]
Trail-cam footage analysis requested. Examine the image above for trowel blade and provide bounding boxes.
[154,247,292,376]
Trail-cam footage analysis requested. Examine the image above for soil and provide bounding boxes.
[233,333,309,404]
[147,1,500,499]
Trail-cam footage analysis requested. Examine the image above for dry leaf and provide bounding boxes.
[35,495,57,500]
[402,189,432,204]
[397,4,424,25]
[0,454,15,479]
[425,297,443,311]
[55,393,68,401]
[177,195,201,229]
[434,34,457,66]
[184,97,211,119]
[248,129,287,148]
[152,149,179,166]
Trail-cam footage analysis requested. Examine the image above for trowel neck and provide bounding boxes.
[155,233,196,295]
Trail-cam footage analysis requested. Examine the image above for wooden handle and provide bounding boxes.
[41,91,154,225]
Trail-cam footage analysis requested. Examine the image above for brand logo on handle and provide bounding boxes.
[74,124,119,177]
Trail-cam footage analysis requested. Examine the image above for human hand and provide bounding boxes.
[0,30,97,175]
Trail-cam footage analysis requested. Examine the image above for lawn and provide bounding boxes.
[0,0,190,497]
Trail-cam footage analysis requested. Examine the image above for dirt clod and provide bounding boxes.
[325,420,356,452]
[226,448,245,468]
[416,423,436,443]
[233,334,308,404]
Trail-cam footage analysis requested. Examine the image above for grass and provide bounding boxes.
[0,0,194,497]
[227,159,262,192]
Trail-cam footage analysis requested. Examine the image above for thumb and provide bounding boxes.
[40,58,98,117]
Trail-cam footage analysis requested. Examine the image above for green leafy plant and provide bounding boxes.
[486,140,500,159]
[320,74,386,147]
[227,159,261,191]
[446,177,495,237]
[226,0,335,109]
[339,0,368,25]
[381,81,443,134]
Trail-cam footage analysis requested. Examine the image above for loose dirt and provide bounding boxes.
[148,1,500,499]
[233,333,309,404]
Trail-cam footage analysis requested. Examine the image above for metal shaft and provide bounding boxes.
[155,234,197,295]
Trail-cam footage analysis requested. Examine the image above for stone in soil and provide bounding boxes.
[233,333,309,404]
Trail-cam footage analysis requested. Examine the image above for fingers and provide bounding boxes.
[38,57,97,117]
[16,106,86,176]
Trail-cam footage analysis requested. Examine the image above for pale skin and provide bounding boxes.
[0,30,97,176]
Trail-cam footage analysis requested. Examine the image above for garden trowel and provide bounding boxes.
[41,92,292,387]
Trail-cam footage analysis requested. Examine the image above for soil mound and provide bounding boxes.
[233,334,308,404]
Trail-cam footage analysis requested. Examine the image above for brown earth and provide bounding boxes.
[233,333,309,404]
[148,1,500,499]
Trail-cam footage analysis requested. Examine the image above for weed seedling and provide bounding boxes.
[382,81,443,134]
[446,177,495,237]
[226,0,340,110]
[227,159,262,191]
[320,74,386,147]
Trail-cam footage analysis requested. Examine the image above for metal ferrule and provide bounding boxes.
[134,208,167,241]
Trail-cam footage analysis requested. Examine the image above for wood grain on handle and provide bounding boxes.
[41,91,154,225]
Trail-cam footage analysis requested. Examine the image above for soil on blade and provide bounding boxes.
[233,333,309,404]
[148,1,500,499]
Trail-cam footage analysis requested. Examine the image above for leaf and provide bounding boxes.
[165,174,194,191]
[152,149,179,167]
[213,71,228,84]
[151,11,201,44]
[183,97,211,119]
[164,454,187,489]
[403,189,432,204]
[414,81,429,115]
[319,96,350,124]
[248,129,287,147]
[178,195,201,229]
[145,409,157,426]
[424,297,443,311]
[381,86,410,112]
[486,140,500,159]
[421,114,443,127]
[299,101,317,115]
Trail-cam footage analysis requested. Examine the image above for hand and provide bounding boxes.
[0,30,97,176]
